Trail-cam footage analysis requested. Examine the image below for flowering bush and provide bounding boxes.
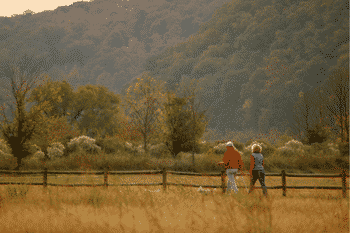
[123,141,147,155]
[0,139,12,154]
[275,140,306,158]
[47,143,65,159]
[124,141,136,153]
[67,135,101,154]
[213,143,227,154]
[284,140,303,149]
[0,139,17,170]
[33,151,46,159]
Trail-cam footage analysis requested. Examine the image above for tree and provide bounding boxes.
[67,84,121,139]
[157,91,192,158]
[290,87,334,145]
[156,82,213,160]
[316,52,349,157]
[0,27,82,170]
[173,77,213,165]
[26,75,76,122]
[119,72,167,154]
[26,76,123,141]
[0,59,57,170]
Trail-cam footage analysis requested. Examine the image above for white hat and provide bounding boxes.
[226,141,233,147]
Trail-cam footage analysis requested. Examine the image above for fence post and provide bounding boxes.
[104,167,109,189]
[221,169,226,194]
[163,167,167,192]
[282,170,286,197]
[43,168,48,188]
[341,169,347,199]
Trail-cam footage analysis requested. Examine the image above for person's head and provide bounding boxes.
[251,144,262,153]
[226,141,234,147]
[226,141,238,151]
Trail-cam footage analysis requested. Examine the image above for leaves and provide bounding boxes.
[119,71,168,153]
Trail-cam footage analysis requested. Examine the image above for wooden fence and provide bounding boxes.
[0,168,349,198]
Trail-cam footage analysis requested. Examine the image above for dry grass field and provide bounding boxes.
[0,173,348,233]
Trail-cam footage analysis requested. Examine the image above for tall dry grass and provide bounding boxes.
[0,174,348,233]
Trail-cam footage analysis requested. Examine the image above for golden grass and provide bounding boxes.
[0,174,349,233]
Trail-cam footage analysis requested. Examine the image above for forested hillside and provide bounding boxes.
[129,0,349,137]
[0,0,348,143]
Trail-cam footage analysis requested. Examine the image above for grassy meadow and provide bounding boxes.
[0,173,349,233]
[0,130,349,232]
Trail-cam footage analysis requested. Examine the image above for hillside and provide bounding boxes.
[0,0,348,140]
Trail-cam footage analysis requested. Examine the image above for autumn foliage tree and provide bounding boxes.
[0,66,57,170]
[119,72,167,154]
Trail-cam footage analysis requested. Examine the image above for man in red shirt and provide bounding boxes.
[217,141,245,194]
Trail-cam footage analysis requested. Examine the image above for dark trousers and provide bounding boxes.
[248,170,268,197]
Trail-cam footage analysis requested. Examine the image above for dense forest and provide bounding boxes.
[0,0,348,144]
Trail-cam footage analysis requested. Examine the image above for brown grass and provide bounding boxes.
[0,174,349,233]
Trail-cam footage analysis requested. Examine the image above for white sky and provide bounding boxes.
[1,0,93,18]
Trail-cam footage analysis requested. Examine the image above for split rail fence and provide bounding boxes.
[0,168,349,198]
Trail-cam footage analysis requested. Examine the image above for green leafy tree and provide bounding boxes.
[26,75,75,122]
[157,91,191,158]
[68,84,121,139]
[174,77,213,164]
[156,85,212,159]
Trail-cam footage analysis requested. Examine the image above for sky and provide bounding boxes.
[1,0,94,18]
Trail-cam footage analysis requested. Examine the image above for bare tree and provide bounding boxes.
[290,89,329,145]
[316,65,349,156]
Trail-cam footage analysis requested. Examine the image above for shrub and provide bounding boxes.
[0,139,17,170]
[198,141,215,154]
[244,140,276,157]
[213,143,227,154]
[124,141,138,154]
[275,134,294,148]
[21,151,46,170]
[67,135,102,155]
[285,139,303,149]
[276,147,295,157]
[47,142,65,159]
[0,150,17,170]
[338,142,349,157]
[147,143,171,158]
[94,137,124,154]
[0,139,12,154]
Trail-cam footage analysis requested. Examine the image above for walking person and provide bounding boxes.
[248,144,268,198]
[217,141,244,194]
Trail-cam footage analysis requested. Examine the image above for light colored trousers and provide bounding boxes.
[226,169,239,194]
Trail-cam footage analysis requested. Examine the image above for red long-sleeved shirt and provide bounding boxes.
[223,146,244,170]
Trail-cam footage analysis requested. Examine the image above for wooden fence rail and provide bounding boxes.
[0,168,348,198]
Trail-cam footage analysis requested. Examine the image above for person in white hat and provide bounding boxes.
[217,141,245,194]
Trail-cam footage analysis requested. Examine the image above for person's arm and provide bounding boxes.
[249,155,254,177]
[238,152,244,172]
[223,152,229,168]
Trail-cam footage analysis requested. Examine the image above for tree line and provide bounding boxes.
[0,52,215,170]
